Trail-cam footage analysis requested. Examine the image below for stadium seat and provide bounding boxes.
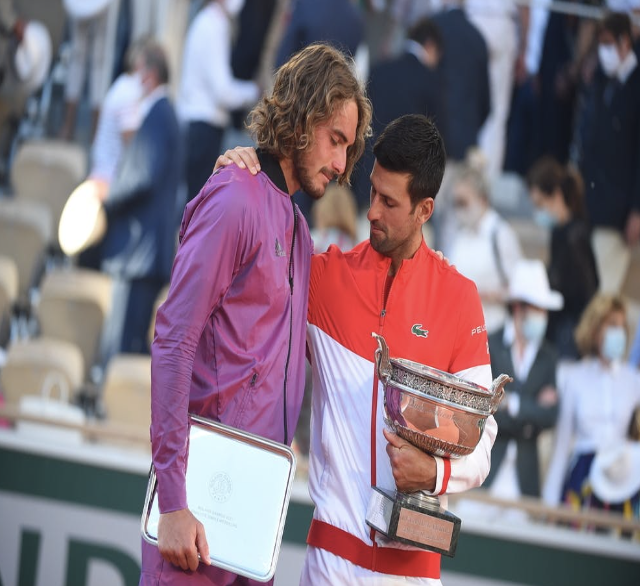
[35,267,112,378]
[0,336,84,408]
[0,255,18,345]
[100,353,151,433]
[98,284,170,439]
[0,198,52,306]
[11,139,87,244]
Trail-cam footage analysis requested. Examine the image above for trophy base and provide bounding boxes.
[365,486,461,557]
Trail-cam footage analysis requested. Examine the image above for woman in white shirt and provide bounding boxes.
[445,159,523,334]
[542,294,640,515]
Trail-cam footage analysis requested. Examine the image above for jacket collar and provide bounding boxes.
[366,238,431,274]
[257,150,289,194]
[139,85,168,121]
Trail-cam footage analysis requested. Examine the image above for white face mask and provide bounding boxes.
[224,0,245,17]
[135,68,154,96]
[132,70,144,89]
[522,311,548,343]
[598,43,621,77]
[455,201,484,229]
[601,326,626,362]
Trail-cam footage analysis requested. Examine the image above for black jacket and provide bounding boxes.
[576,65,640,231]
[485,329,559,497]
[431,8,490,160]
[368,50,445,138]
[546,218,598,359]
[102,96,182,281]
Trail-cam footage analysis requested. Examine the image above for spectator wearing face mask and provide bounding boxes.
[444,154,523,334]
[573,11,640,295]
[542,294,640,515]
[484,259,562,500]
[527,157,599,360]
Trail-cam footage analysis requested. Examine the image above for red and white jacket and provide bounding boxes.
[305,240,497,580]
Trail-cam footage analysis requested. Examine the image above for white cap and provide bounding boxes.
[507,259,563,311]
[63,0,113,20]
[590,441,640,504]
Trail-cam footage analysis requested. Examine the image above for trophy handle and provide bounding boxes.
[489,373,513,414]
[372,333,392,383]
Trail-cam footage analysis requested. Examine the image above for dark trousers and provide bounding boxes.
[185,121,224,203]
[100,276,165,368]
[504,77,541,176]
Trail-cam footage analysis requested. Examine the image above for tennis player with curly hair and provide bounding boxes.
[141,43,371,586]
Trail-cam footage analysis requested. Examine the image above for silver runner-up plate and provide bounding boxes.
[141,414,296,582]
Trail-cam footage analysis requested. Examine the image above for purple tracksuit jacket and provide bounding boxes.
[140,152,312,585]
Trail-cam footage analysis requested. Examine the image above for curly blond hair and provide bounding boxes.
[574,294,627,357]
[248,43,372,185]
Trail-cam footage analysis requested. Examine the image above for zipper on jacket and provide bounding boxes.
[378,271,396,329]
[372,267,396,545]
[281,199,298,444]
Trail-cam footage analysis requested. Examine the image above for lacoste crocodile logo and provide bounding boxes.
[411,324,429,338]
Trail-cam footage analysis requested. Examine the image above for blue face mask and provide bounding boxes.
[601,326,626,362]
[522,312,548,343]
[533,208,557,229]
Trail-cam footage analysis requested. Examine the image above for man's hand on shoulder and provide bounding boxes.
[384,428,437,493]
[158,508,211,571]
[214,147,261,175]
[433,249,455,270]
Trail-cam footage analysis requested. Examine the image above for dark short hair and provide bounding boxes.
[373,114,446,207]
[140,40,170,85]
[408,17,443,52]
[527,156,586,219]
[601,11,632,42]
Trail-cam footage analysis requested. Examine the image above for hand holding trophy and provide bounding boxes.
[366,333,512,557]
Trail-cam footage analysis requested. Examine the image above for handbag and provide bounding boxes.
[17,371,86,444]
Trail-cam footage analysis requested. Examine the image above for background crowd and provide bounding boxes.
[0,0,639,533]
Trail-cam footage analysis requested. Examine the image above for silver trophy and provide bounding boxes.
[366,333,511,557]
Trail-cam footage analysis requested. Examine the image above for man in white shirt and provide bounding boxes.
[178,0,260,203]
[90,42,143,192]
[465,0,530,179]
[67,43,143,270]
[99,40,182,362]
